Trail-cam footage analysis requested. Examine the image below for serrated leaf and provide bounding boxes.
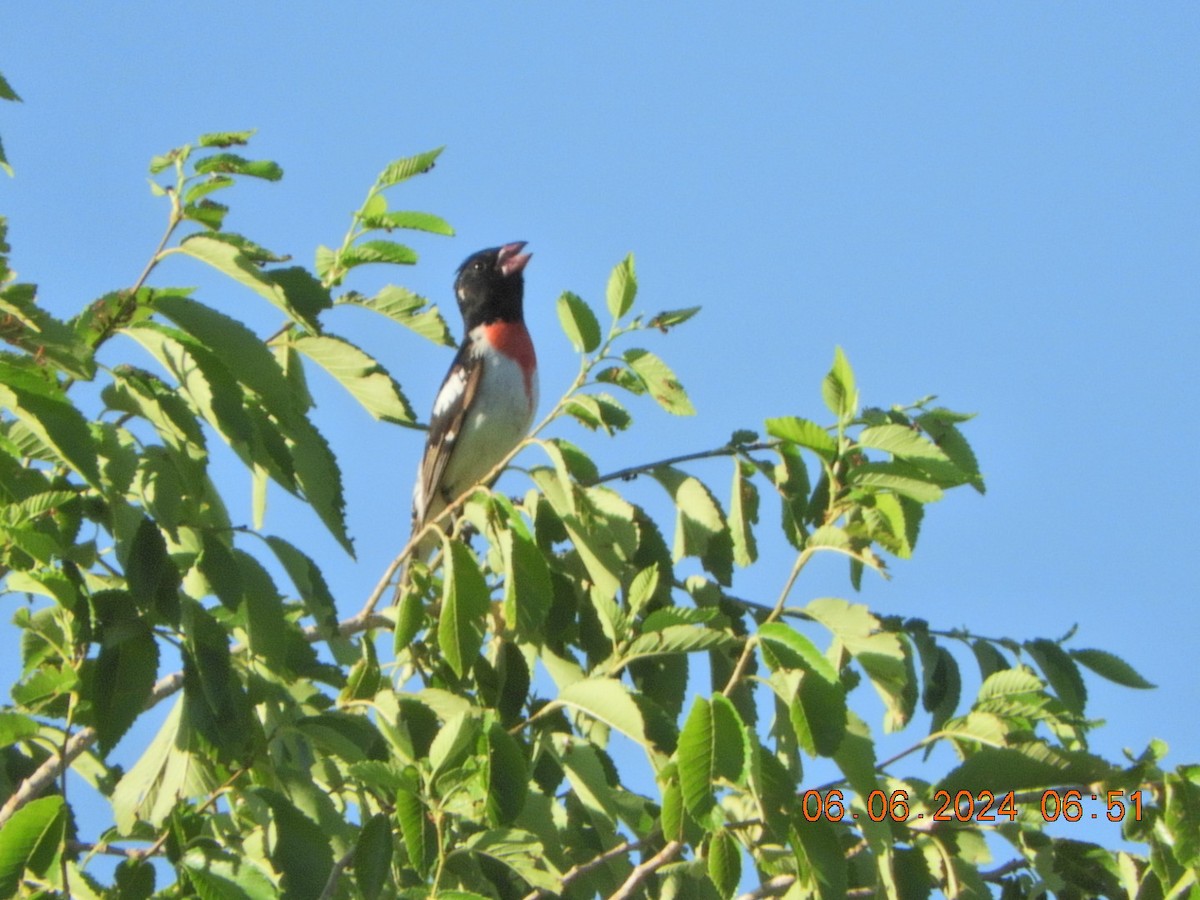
[557,679,651,751]
[463,829,560,892]
[937,744,1113,795]
[606,253,637,320]
[342,240,418,270]
[375,147,443,189]
[708,829,741,898]
[677,694,748,822]
[759,623,847,756]
[729,458,759,566]
[193,152,282,181]
[286,414,353,555]
[395,789,434,876]
[176,235,312,329]
[0,796,65,897]
[625,348,695,416]
[1025,638,1087,714]
[858,424,950,462]
[354,814,392,900]
[153,294,299,421]
[0,382,101,487]
[485,722,528,825]
[766,416,837,460]
[498,516,552,638]
[264,536,339,632]
[198,130,255,148]
[291,333,414,423]
[1069,648,1155,689]
[358,209,454,235]
[339,285,454,346]
[124,517,181,623]
[821,345,858,423]
[851,464,944,503]
[623,624,735,665]
[648,306,702,330]
[557,291,601,353]
[257,789,334,900]
[91,617,159,756]
[652,466,731,583]
[438,538,490,678]
[181,601,256,762]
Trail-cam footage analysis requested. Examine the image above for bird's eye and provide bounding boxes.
[472,260,486,272]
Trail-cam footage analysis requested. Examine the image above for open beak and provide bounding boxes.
[497,241,531,277]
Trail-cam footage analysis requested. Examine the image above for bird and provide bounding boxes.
[409,241,538,556]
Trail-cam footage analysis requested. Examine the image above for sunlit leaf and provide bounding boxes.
[606,253,637,320]
[438,538,490,678]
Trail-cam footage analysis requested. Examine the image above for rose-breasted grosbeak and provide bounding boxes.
[410,242,537,552]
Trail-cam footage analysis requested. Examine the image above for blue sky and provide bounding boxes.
[2,0,1198,858]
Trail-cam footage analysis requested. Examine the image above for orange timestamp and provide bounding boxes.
[799,788,1144,824]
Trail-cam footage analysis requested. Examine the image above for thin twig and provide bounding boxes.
[585,441,776,486]
[522,833,657,900]
[317,847,357,900]
[606,839,683,900]
[721,548,813,698]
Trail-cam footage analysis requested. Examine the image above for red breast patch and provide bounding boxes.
[483,322,537,394]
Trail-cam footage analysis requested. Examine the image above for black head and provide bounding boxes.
[454,242,531,327]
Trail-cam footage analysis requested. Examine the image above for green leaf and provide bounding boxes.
[623,625,735,665]
[937,744,1113,795]
[395,788,435,876]
[123,517,181,624]
[354,814,393,900]
[176,235,312,329]
[463,829,560,892]
[181,601,256,762]
[765,416,837,461]
[759,623,847,757]
[647,306,702,330]
[341,239,418,269]
[624,348,695,416]
[153,294,299,421]
[257,789,334,900]
[0,796,65,898]
[233,549,290,671]
[0,283,96,379]
[0,73,20,102]
[0,381,101,488]
[181,850,277,900]
[707,829,741,898]
[375,147,443,189]
[557,679,653,751]
[821,345,858,424]
[557,291,602,353]
[198,130,255,148]
[264,536,339,632]
[652,466,732,584]
[1025,638,1087,715]
[286,413,353,556]
[606,253,637,320]
[120,322,255,450]
[858,424,950,462]
[358,209,454,236]
[338,285,454,346]
[485,721,528,826]
[1070,648,1156,689]
[193,152,282,181]
[851,464,944,503]
[291,333,415,424]
[729,458,759,567]
[498,513,552,638]
[91,614,159,756]
[792,816,848,900]
[677,694,749,821]
[438,538,491,678]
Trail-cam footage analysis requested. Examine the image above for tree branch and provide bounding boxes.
[606,840,683,900]
[585,441,776,486]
